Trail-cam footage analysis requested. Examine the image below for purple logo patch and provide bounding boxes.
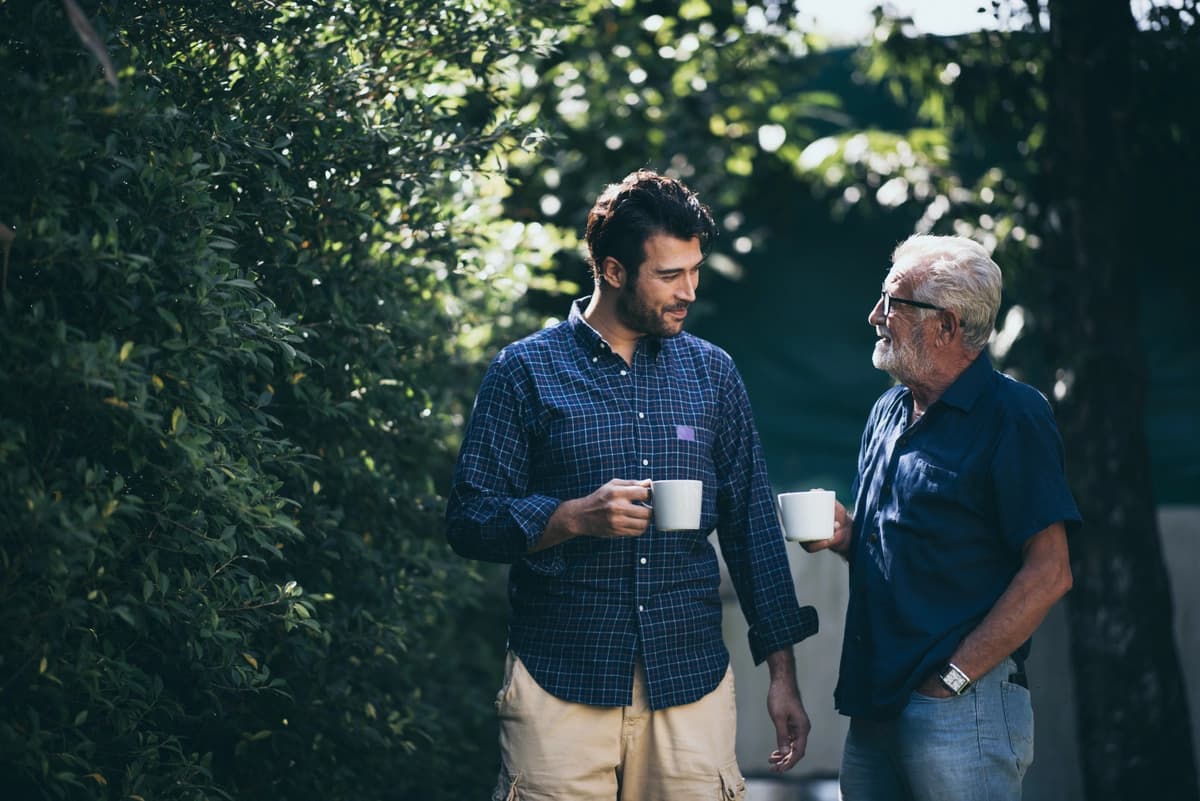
[676,425,696,441]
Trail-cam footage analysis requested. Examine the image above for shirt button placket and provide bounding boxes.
[632,360,650,619]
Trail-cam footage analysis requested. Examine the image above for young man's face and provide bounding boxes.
[615,233,703,339]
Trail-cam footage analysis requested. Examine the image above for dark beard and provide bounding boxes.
[615,281,682,338]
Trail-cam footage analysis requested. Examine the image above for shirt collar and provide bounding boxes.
[568,295,665,360]
[936,351,994,413]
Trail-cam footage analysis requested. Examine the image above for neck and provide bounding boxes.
[906,348,978,415]
[583,289,641,364]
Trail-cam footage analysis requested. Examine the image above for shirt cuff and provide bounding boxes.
[510,494,566,576]
[748,605,820,665]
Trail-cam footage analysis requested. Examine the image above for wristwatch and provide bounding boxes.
[938,663,972,695]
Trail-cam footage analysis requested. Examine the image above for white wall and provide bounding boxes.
[718,505,1200,797]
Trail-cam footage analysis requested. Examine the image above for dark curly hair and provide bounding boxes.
[584,169,717,283]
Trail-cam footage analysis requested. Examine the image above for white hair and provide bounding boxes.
[892,235,1002,352]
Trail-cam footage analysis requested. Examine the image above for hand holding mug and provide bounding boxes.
[576,478,654,538]
[801,500,853,554]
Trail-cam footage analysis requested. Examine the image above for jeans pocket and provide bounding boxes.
[1001,681,1035,776]
[909,687,964,704]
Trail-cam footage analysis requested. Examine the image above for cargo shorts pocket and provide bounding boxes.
[718,761,746,800]
[490,767,520,801]
[494,651,519,710]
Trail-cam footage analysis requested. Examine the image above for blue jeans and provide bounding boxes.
[839,658,1034,801]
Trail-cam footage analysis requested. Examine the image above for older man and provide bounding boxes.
[806,235,1081,800]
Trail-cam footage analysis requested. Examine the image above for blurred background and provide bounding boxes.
[1,1,1196,799]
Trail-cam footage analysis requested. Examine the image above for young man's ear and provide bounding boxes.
[599,257,626,290]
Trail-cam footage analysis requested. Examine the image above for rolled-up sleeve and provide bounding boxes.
[445,351,561,564]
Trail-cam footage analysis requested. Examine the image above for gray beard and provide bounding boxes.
[872,327,928,385]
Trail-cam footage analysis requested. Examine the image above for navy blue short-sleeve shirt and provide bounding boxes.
[836,353,1081,719]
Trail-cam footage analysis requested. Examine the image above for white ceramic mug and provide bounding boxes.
[778,489,836,542]
[650,480,703,531]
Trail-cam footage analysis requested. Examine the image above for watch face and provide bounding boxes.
[941,666,969,693]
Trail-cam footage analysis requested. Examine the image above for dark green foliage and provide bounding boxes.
[0,1,566,798]
[504,0,847,295]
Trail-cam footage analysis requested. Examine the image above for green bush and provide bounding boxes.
[0,2,569,798]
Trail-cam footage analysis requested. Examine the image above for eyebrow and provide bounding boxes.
[653,259,706,275]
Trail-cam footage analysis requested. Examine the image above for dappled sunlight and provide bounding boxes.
[989,304,1026,361]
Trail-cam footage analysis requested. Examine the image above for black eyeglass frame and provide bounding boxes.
[880,292,945,317]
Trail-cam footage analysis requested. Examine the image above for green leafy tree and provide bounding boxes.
[504,0,847,297]
[0,1,568,799]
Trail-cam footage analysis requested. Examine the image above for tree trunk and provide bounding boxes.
[1043,1,1199,798]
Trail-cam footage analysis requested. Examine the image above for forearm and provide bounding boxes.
[764,646,810,772]
[529,478,654,552]
[945,526,1073,680]
[528,498,580,552]
[950,571,1066,677]
[766,647,798,687]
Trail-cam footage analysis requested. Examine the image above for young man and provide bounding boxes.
[806,235,1081,800]
[446,170,817,800]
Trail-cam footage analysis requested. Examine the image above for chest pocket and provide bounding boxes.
[891,452,998,573]
[652,423,716,480]
[890,456,965,538]
[910,458,958,495]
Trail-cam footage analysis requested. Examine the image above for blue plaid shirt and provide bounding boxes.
[447,298,817,710]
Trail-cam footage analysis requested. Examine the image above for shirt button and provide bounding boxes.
[592,356,598,363]
[638,412,645,419]
[638,604,645,612]
[642,459,649,466]
[620,369,628,376]
[640,557,648,565]
[869,531,880,543]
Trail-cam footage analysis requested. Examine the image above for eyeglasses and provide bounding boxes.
[880,292,944,317]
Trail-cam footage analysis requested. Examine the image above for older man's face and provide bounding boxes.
[868,265,937,385]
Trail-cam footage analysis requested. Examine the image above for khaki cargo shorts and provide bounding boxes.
[492,652,745,801]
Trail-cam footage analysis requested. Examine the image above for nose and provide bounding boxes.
[680,271,698,303]
[868,295,885,327]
